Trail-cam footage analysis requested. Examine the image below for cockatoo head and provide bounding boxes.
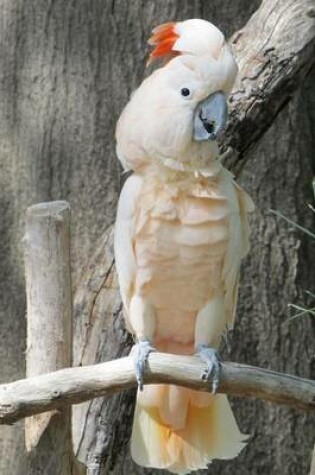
[116,19,238,173]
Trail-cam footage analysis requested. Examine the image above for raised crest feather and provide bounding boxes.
[147,22,179,64]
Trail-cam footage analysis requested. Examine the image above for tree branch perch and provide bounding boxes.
[0,353,314,425]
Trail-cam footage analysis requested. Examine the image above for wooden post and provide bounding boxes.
[24,201,73,474]
[310,445,315,475]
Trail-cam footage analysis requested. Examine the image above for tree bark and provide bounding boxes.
[0,0,314,474]
[223,0,315,166]
[223,0,315,171]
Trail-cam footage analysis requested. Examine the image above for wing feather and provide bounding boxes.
[222,183,254,329]
[114,174,143,317]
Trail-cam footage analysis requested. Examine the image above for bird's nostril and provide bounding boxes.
[204,122,215,134]
[203,120,216,134]
[199,110,216,134]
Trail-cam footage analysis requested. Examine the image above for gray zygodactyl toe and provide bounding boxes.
[131,340,155,391]
[196,344,222,394]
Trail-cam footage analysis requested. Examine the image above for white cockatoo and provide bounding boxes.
[114,19,254,474]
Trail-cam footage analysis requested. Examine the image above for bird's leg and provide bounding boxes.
[131,340,155,390]
[194,298,226,394]
[195,344,222,394]
[128,294,156,391]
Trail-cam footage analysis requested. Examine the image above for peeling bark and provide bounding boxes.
[223,0,315,172]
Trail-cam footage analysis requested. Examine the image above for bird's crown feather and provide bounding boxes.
[148,19,225,64]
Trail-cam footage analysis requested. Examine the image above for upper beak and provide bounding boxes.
[193,91,228,141]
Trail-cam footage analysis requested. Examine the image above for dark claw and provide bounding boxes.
[131,340,155,390]
[196,344,222,394]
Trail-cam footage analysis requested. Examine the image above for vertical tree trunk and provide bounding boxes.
[0,1,314,474]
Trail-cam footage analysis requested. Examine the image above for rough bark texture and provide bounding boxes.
[231,68,315,475]
[0,0,314,474]
[223,0,315,171]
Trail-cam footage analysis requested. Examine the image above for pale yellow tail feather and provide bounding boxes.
[131,385,247,474]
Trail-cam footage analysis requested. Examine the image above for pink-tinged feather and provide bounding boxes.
[132,389,247,474]
[114,17,252,473]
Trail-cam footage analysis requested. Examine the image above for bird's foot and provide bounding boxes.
[196,344,222,394]
[131,340,155,391]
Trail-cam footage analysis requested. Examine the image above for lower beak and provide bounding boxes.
[193,91,228,141]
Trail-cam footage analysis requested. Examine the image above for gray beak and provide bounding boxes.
[193,91,228,141]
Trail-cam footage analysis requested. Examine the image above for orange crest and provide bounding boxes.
[147,22,179,65]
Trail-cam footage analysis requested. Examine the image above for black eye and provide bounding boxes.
[181,87,191,97]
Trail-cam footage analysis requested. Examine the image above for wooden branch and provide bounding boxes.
[222,0,315,172]
[24,201,74,473]
[0,353,314,425]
